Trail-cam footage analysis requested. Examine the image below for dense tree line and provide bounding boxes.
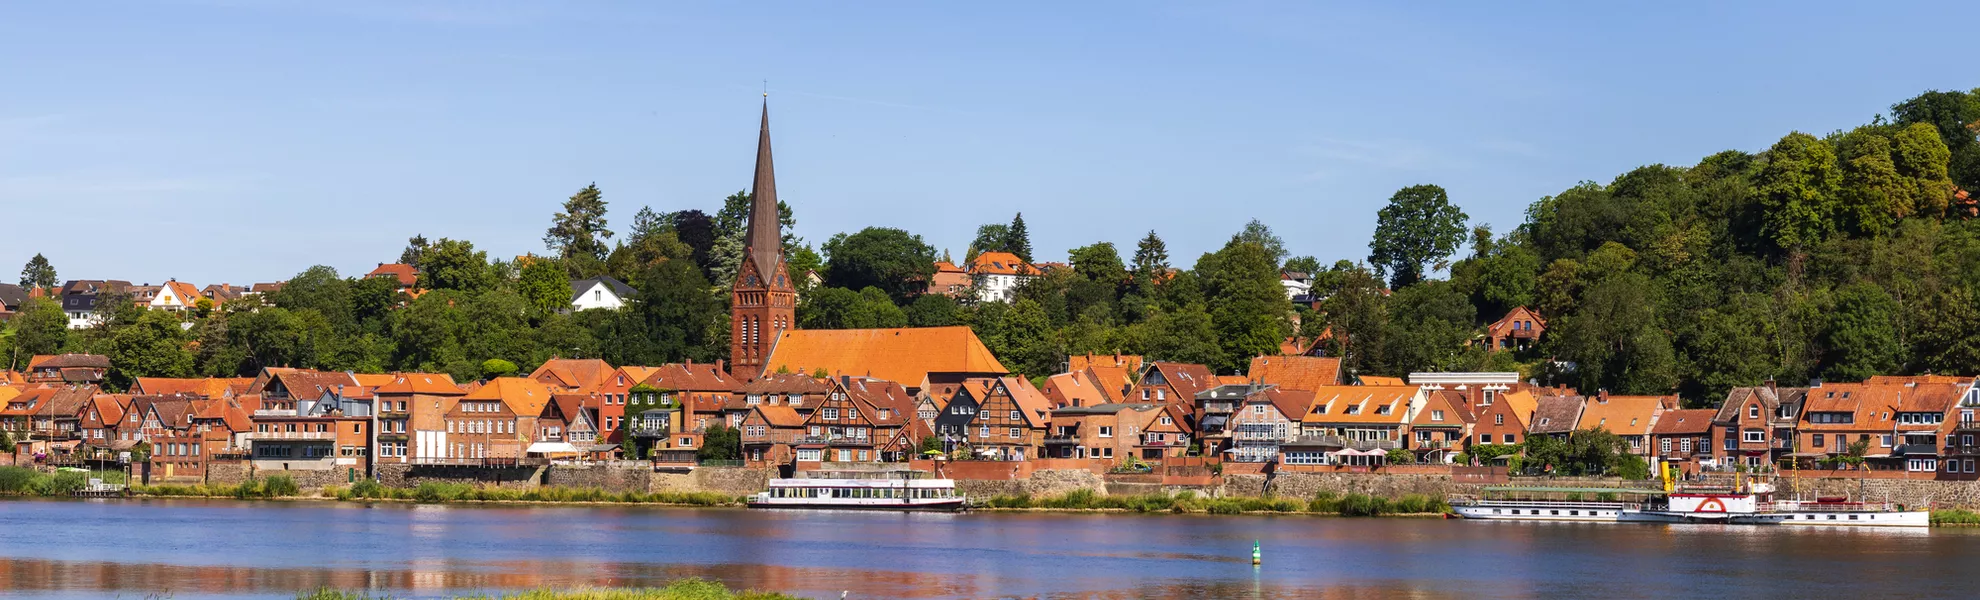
[5,89,1979,401]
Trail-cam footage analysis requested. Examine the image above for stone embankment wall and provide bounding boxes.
[374,464,542,490]
[1227,472,1483,499]
[956,469,1106,499]
[1778,476,1980,508]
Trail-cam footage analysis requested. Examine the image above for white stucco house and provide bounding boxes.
[569,275,635,311]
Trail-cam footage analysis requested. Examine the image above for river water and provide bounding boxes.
[1,498,1976,599]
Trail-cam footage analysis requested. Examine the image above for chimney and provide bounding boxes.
[1597,389,1609,403]
[840,375,852,388]
[1764,378,1777,390]
[716,359,726,371]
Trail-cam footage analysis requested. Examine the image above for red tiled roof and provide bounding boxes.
[1651,409,1715,435]
[367,263,418,286]
[1247,355,1342,391]
[968,251,1041,276]
[764,327,1006,385]
[374,372,465,396]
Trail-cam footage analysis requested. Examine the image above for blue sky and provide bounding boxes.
[0,1,1969,285]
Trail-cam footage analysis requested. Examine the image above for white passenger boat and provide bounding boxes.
[1771,497,1931,528]
[1453,486,1658,522]
[747,469,966,512]
[1617,489,1791,524]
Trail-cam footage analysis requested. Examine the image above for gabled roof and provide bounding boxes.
[1498,390,1541,430]
[844,377,917,424]
[1068,354,1142,374]
[1488,306,1547,332]
[0,283,27,308]
[463,377,552,417]
[763,327,1007,386]
[529,358,616,393]
[374,373,466,396]
[1247,355,1342,391]
[1578,395,1662,436]
[161,281,201,304]
[1651,409,1716,435]
[738,372,831,395]
[753,403,804,427]
[367,263,418,286]
[133,377,236,398]
[1043,371,1108,408]
[35,354,110,369]
[89,394,129,426]
[1304,385,1417,424]
[1143,362,1217,399]
[1866,375,1972,386]
[255,368,362,402]
[133,396,196,429]
[968,251,1040,276]
[1000,376,1053,428]
[1257,387,1315,421]
[1358,375,1407,386]
[1527,395,1586,435]
[570,275,635,302]
[1410,390,1474,426]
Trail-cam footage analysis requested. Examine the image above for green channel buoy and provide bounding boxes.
[1252,540,1261,565]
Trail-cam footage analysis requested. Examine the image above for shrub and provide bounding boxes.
[1932,509,1980,526]
[36,471,88,496]
[349,479,388,499]
[1206,499,1245,515]
[0,466,41,494]
[264,475,301,497]
[1337,493,1387,517]
[1308,491,1341,513]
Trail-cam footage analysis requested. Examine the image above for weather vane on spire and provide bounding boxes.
[763,79,768,98]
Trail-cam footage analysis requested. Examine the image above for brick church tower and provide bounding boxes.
[729,99,798,381]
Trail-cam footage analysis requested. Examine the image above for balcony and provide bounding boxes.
[1414,440,1453,450]
[629,423,671,439]
[1201,403,1236,414]
[827,436,873,447]
[1043,434,1081,445]
[246,431,337,441]
[1137,438,1189,448]
[1954,420,1980,433]
[1290,434,1401,451]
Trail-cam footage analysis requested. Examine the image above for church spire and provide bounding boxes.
[744,99,782,278]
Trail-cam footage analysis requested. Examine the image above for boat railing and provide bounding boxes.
[1467,499,1638,510]
[1769,500,1896,513]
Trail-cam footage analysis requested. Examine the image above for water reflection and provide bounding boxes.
[0,499,1976,599]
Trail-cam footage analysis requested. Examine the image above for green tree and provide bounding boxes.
[415,238,498,293]
[1004,212,1033,264]
[1318,264,1389,376]
[399,234,429,266]
[104,310,196,389]
[966,223,1009,265]
[545,183,613,263]
[905,293,960,327]
[1379,281,1475,374]
[697,423,742,461]
[708,191,793,284]
[1235,218,1288,267]
[1368,184,1469,289]
[1554,274,1676,394]
[1195,238,1288,372]
[993,298,1055,377]
[1756,132,1841,254]
[821,227,938,304]
[1889,89,1980,188]
[1283,256,1322,275]
[8,298,67,369]
[1835,130,1909,236]
[1891,122,1956,217]
[18,254,55,290]
[518,258,573,318]
[1131,230,1169,284]
[479,358,518,379]
[1822,283,1902,382]
[1140,303,1222,367]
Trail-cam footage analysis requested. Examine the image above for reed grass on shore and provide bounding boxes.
[1931,509,1980,526]
[296,577,802,599]
[133,479,746,507]
[980,488,1449,517]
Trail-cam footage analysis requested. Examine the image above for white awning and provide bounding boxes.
[527,442,579,455]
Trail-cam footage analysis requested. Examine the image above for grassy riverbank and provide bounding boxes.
[980,489,1450,517]
[0,466,124,496]
[1931,509,1980,526]
[130,479,747,507]
[298,578,801,599]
